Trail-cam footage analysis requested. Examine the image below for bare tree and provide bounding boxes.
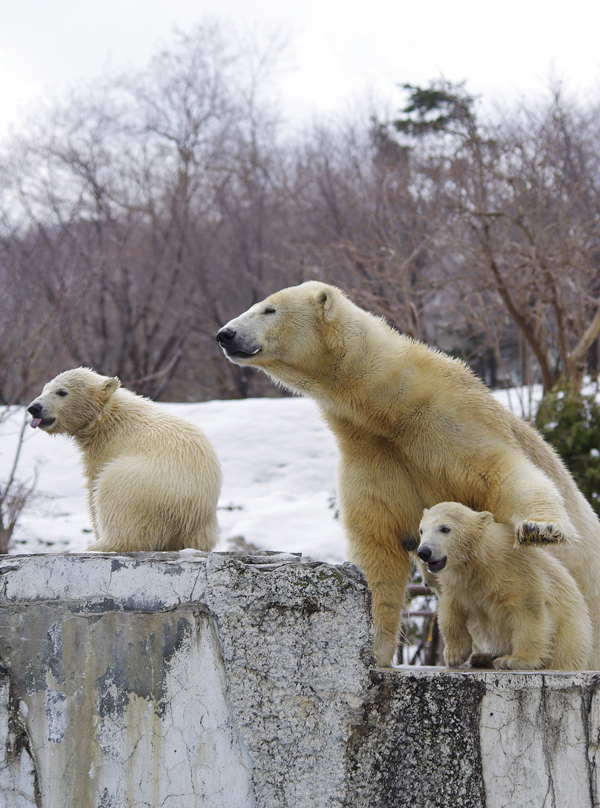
[282,115,442,342]
[388,80,600,393]
[4,34,600,408]
[0,21,294,402]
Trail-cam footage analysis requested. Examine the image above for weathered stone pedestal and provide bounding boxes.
[0,552,597,808]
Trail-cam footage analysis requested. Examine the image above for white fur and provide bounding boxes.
[419,502,592,670]
[28,368,222,553]
[218,281,600,667]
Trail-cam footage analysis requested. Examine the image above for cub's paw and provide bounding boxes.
[467,653,495,669]
[444,645,471,668]
[493,655,542,671]
[515,521,571,545]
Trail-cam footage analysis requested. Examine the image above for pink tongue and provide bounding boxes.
[30,418,42,429]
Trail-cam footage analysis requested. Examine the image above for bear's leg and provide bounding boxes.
[339,456,421,666]
[492,607,550,670]
[349,539,412,667]
[437,599,472,668]
[189,512,220,553]
[548,598,592,670]
[88,459,163,552]
[496,457,578,546]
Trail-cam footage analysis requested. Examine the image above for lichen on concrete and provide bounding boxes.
[345,669,487,808]
[0,666,40,807]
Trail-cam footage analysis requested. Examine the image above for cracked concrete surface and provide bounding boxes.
[479,672,600,808]
[0,552,598,807]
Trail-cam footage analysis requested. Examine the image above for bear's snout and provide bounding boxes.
[216,327,236,347]
[28,402,42,418]
[216,325,261,361]
[27,399,56,430]
[417,544,447,572]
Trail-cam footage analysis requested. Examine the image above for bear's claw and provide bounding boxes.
[493,655,543,671]
[516,521,567,545]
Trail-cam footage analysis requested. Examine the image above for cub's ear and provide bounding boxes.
[477,511,494,528]
[102,376,121,396]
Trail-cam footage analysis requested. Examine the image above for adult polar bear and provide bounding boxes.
[217,281,600,667]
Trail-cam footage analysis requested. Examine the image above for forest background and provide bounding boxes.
[2,20,599,409]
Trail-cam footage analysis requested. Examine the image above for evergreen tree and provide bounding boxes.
[535,387,600,518]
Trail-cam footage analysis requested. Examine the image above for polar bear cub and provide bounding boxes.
[28,367,222,553]
[418,502,592,670]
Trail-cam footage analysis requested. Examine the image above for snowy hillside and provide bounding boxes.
[0,397,344,560]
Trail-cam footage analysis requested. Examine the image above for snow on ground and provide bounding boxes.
[0,387,542,561]
[0,397,344,561]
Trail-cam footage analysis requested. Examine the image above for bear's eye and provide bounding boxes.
[439,525,451,534]
[263,307,276,315]
[56,389,68,397]
[419,528,423,535]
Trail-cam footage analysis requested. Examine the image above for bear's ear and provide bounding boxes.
[477,511,494,528]
[102,376,121,396]
[315,286,336,320]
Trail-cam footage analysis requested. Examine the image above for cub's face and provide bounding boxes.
[417,511,452,573]
[216,281,340,385]
[27,368,120,436]
[417,502,493,574]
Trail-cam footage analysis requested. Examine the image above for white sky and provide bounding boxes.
[1,0,600,135]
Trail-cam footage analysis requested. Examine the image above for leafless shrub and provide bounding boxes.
[0,412,37,554]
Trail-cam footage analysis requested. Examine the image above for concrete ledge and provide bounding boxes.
[354,667,600,808]
[0,552,597,808]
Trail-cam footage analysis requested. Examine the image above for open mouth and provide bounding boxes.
[30,417,56,430]
[427,556,447,573]
[224,347,262,360]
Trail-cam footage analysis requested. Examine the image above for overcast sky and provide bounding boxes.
[1,0,600,135]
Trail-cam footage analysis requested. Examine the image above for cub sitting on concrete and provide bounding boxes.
[418,502,592,670]
[216,281,600,667]
[28,367,222,553]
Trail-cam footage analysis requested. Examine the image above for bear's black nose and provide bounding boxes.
[417,546,432,562]
[28,402,42,417]
[216,327,236,346]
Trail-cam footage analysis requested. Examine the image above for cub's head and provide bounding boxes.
[27,367,121,436]
[216,281,345,391]
[417,502,493,573]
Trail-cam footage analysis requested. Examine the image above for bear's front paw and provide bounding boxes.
[515,521,571,545]
[444,645,470,668]
[493,655,543,671]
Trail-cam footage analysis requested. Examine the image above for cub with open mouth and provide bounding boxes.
[28,367,222,553]
[418,501,592,670]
